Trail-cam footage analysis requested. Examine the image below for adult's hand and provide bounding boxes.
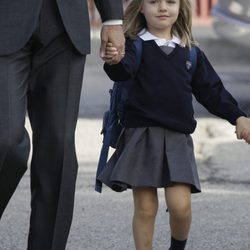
[100,25,125,60]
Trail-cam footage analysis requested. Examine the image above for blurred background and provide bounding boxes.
[88,0,250,46]
[88,0,218,26]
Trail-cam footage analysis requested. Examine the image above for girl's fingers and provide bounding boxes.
[105,51,118,56]
[104,55,114,60]
[106,44,118,50]
[236,129,242,139]
[103,58,114,64]
[106,57,121,65]
[240,130,246,139]
[103,55,117,62]
[105,44,125,59]
[105,46,118,57]
[105,53,116,59]
[245,136,250,144]
[103,46,123,64]
[107,42,113,46]
[245,132,250,144]
[106,46,118,52]
[240,130,250,144]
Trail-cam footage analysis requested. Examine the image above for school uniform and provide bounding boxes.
[97,30,246,193]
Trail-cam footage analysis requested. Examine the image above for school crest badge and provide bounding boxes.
[186,60,192,70]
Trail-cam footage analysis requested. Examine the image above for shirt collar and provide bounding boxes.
[138,29,183,48]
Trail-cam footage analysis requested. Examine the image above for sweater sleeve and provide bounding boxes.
[103,38,138,81]
[191,47,247,125]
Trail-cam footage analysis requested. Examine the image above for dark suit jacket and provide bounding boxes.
[0,0,123,55]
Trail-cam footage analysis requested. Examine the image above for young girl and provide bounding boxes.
[97,0,250,249]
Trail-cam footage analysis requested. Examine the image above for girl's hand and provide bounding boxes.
[236,116,250,144]
[103,42,124,65]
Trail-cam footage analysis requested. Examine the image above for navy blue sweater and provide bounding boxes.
[104,38,246,134]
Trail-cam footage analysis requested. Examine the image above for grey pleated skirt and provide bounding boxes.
[97,127,201,193]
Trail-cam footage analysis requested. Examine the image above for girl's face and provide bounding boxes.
[141,0,180,38]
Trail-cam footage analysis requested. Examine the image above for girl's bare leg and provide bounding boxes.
[165,184,192,241]
[132,187,158,250]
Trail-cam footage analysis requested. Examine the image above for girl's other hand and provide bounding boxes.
[103,42,124,65]
[236,116,250,144]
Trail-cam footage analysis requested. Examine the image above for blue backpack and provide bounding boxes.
[95,38,197,193]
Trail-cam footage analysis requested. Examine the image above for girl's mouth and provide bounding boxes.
[156,15,170,19]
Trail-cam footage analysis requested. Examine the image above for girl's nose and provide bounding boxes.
[159,1,168,12]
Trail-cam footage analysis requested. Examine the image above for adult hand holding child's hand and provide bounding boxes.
[103,42,123,65]
[99,25,125,63]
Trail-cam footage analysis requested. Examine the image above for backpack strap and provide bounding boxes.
[95,37,143,193]
[133,36,143,72]
[189,46,197,77]
[95,126,113,192]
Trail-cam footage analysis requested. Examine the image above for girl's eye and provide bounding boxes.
[148,0,177,4]
[148,0,176,4]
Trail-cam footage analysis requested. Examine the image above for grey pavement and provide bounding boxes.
[0,26,250,250]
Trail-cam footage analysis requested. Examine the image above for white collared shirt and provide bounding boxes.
[138,29,183,48]
[103,20,123,25]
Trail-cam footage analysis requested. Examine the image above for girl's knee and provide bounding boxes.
[133,188,158,219]
[135,205,158,220]
[169,202,191,221]
[165,184,192,218]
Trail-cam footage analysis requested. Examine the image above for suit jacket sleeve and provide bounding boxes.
[94,0,123,22]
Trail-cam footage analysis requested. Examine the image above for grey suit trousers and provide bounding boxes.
[0,0,86,249]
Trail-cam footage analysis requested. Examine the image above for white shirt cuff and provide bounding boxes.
[103,20,123,25]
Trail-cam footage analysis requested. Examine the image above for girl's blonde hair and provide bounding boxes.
[123,0,195,48]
